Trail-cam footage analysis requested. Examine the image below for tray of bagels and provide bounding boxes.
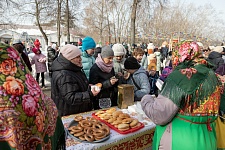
[67,116,110,143]
[92,108,144,134]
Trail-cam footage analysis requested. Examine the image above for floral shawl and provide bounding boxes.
[0,43,65,150]
[161,40,224,116]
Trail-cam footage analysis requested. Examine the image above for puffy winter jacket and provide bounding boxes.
[51,54,93,116]
[47,46,58,77]
[89,63,118,110]
[126,66,150,101]
[81,51,95,80]
[207,51,224,71]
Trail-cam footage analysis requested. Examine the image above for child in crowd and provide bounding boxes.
[31,47,47,88]
[132,47,148,70]
[154,47,162,76]
[147,64,159,97]
[159,66,173,82]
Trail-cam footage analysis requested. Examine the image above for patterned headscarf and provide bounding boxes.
[172,40,200,67]
[0,43,65,149]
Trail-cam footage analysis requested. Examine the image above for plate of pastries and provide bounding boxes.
[67,116,110,143]
[92,108,144,134]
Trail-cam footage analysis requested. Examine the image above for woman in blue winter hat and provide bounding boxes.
[81,36,96,80]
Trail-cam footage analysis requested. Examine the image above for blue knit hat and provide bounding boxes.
[81,36,96,51]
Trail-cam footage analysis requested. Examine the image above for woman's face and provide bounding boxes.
[114,55,123,62]
[86,48,95,55]
[70,55,82,67]
[103,56,114,64]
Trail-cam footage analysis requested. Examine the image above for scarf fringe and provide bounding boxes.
[161,69,220,108]
[56,131,66,150]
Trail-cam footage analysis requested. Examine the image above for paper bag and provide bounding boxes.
[117,84,134,109]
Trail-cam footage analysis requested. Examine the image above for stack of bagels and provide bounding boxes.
[95,108,141,131]
[68,116,110,142]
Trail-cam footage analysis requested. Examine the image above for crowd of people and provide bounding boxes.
[0,36,225,150]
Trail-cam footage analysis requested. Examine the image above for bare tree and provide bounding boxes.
[83,0,109,43]
[57,0,62,46]
[66,0,70,43]
[34,0,49,46]
[130,0,140,45]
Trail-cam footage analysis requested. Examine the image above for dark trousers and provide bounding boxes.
[36,72,45,86]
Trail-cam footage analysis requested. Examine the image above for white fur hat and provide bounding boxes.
[96,44,102,48]
[112,43,126,56]
[213,46,223,53]
[197,42,203,47]
[208,46,215,51]
[148,54,156,60]
[52,43,57,49]
[147,43,155,50]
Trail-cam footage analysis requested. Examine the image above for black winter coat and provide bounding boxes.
[51,54,93,116]
[161,47,168,59]
[207,51,224,71]
[21,52,32,72]
[89,63,118,110]
[47,46,59,77]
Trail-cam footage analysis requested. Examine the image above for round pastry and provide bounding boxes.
[108,118,117,123]
[78,135,86,141]
[102,126,110,135]
[68,126,78,131]
[129,119,139,127]
[85,134,95,142]
[69,126,83,134]
[93,129,105,138]
[83,127,90,133]
[131,122,142,128]
[74,131,85,137]
[112,120,122,125]
[96,83,102,88]
[86,117,91,120]
[116,117,123,122]
[79,120,92,127]
[122,118,133,124]
[106,107,116,114]
[95,110,105,116]
[87,128,95,135]
[92,122,105,129]
[74,115,83,122]
[119,113,130,119]
[90,118,99,123]
[102,115,111,120]
[117,123,130,131]
[112,111,123,118]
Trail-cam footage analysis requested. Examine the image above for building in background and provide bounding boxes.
[0,24,83,51]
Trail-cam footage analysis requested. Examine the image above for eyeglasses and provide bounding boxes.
[203,50,208,52]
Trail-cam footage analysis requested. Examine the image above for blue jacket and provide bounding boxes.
[81,51,95,80]
[126,66,150,101]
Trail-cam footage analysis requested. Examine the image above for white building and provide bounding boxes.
[0,24,83,51]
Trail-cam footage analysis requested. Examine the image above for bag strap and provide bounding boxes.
[131,75,141,90]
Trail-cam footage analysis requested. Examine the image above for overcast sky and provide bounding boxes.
[171,0,225,21]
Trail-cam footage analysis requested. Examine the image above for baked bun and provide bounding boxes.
[118,123,130,131]
[96,83,102,88]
